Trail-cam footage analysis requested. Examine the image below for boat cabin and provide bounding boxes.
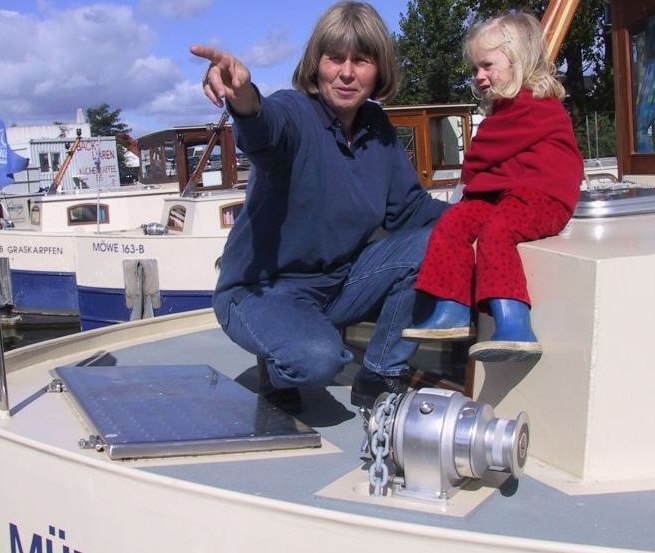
[613,0,655,175]
[136,106,476,198]
[137,123,247,193]
[385,104,477,189]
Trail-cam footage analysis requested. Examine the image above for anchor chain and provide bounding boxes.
[368,393,398,496]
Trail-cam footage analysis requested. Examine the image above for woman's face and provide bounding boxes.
[469,40,513,96]
[317,50,378,122]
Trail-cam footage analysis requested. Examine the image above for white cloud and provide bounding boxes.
[241,29,297,67]
[0,4,183,128]
[140,80,220,127]
[0,3,298,136]
[137,0,213,19]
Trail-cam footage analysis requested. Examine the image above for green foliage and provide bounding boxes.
[392,0,615,154]
[86,103,134,184]
[574,112,616,159]
[86,103,131,137]
[393,0,471,105]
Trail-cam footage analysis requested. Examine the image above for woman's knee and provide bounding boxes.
[382,226,434,265]
[407,226,434,257]
[270,337,352,388]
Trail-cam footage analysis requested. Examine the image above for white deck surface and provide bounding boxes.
[1,310,654,552]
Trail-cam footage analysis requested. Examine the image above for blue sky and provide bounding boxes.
[0,0,410,137]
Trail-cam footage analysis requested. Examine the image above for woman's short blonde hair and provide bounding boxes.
[292,1,399,102]
[464,11,565,112]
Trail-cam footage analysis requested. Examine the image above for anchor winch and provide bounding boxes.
[364,388,529,500]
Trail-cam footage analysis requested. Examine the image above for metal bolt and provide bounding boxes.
[419,401,434,414]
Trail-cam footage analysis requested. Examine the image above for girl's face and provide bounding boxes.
[469,40,513,96]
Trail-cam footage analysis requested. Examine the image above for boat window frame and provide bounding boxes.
[385,105,474,189]
[219,201,244,229]
[38,153,50,173]
[166,204,187,231]
[613,0,655,175]
[67,203,110,226]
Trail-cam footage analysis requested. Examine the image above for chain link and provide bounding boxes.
[368,393,398,496]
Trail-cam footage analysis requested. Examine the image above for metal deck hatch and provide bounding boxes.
[574,186,655,218]
[54,364,321,460]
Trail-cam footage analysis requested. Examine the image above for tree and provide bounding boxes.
[464,0,614,156]
[392,0,616,156]
[392,0,471,105]
[86,103,136,184]
[86,103,131,137]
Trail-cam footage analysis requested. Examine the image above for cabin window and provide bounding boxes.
[430,116,464,168]
[395,126,418,169]
[51,152,61,172]
[429,116,465,181]
[632,14,655,153]
[30,205,41,225]
[164,141,176,176]
[39,153,50,172]
[148,144,169,180]
[140,149,152,180]
[166,205,187,231]
[67,203,110,225]
[220,202,243,228]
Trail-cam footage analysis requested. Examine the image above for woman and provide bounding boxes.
[192,1,448,412]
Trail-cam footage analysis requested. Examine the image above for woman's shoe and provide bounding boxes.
[469,299,542,362]
[257,357,302,414]
[402,299,476,341]
[350,366,409,409]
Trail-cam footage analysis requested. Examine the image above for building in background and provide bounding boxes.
[3,108,91,194]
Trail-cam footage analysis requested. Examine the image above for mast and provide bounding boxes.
[47,128,83,195]
[541,0,581,63]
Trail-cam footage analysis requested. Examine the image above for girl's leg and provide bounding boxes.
[470,189,572,361]
[403,200,492,341]
[475,188,572,306]
[416,199,493,305]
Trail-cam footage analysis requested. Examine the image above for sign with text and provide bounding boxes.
[70,138,119,190]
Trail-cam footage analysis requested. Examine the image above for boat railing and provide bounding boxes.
[44,182,169,197]
[0,326,8,417]
[182,112,231,197]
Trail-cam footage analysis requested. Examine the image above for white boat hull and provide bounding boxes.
[1,311,647,553]
[0,185,179,319]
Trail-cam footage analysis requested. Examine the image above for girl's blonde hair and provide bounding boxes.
[292,1,399,102]
[464,11,565,112]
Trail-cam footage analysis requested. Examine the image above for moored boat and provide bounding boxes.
[0,123,237,324]
[1,1,655,550]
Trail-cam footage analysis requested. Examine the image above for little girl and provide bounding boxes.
[403,11,583,362]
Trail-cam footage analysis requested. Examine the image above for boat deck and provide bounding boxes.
[2,311,654,552]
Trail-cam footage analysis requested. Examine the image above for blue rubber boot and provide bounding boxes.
[469,299,542,362]
[402,299,475,341]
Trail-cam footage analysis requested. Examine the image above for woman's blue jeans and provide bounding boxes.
[213,226,433,389]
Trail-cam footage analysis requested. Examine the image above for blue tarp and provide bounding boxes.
[0,119,29,188]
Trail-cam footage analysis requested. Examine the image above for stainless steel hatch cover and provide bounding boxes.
[54,364,321,460]
[574,186,655,218]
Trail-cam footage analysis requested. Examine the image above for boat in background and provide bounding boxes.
[74,101,625,331]
[75,190,244,329]
[0,120,243,324]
